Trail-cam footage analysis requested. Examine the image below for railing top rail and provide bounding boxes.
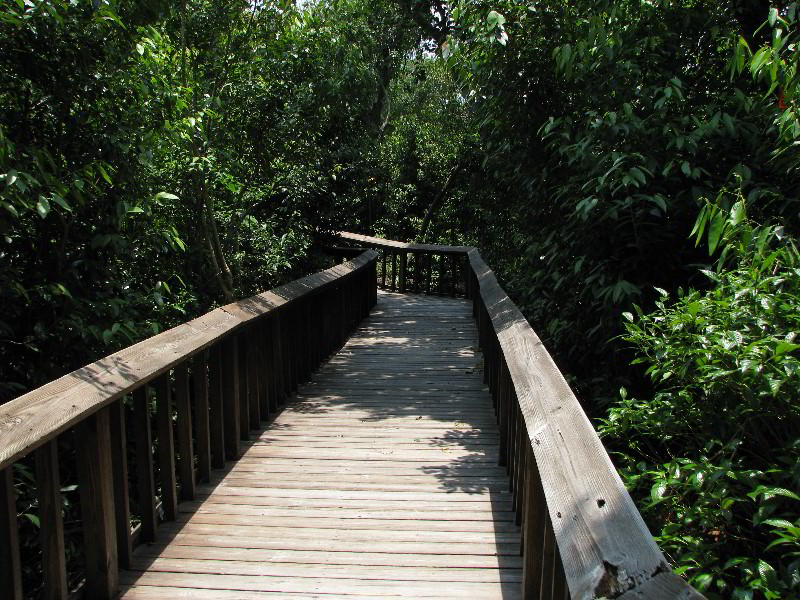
[336,231,473,254]
[0,250,378,471]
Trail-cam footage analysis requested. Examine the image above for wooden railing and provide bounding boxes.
[0,251,378,600]
[336,232,704,600]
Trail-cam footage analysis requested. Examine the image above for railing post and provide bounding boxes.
[36,439,67,600]
[399,252,407,292]
[132,386,157,542]
[155,374,177,520]
[193,351,212,483]
[1,466,23,600]
[109,399,132,568]
[208,345,226,469]
[237,335,250,441]
[246,329,261,430]
[175,362,195,501]
[522,444,546,599]
[75,406,118,600]
[381,251,387,289]
[222,336,241,460]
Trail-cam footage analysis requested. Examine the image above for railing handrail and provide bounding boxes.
[0,250,378,471]
[336,231,473,254]
[336,232,703,600]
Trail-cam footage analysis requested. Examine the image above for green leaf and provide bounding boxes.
[708,210,726,255]
[774,341,799,356]
[758,560,777,587]
[156,191,179,201]
[487,10,505,28]
[24,513,40,527]
[769,7,778,27]
[51,193,71,212]
[36,196,50,218]
[97,164,113,185]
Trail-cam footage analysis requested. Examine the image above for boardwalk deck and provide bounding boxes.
[119,291,521,600]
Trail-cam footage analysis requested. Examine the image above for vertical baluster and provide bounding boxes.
[497,362,508,467]
[75,407,118,600]
[463,254,470,296]
[553,543,569,600]
[256,322,270,418]
[399,252,407,292]
[522,445,546,598]
[175,363,195,501]
[208,345,226,469]
[450,253,457,296]
[193,351,212,483]
[272,317,286,408]
[515,415,525,526]
[0,466,22,600]
[133,386,157,542]
[109,399,132,568]
[381,251,387,288]
[425,253,432,294]
[155,374,177,521]
[222,336,241,460]
[541,513,557,598]
[246,328,261,429]
[36,439,67,600]
[437,254,444,296]
[391,252,397,291]
[237,335,250,441]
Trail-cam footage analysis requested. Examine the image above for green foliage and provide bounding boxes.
[602,233,800,598]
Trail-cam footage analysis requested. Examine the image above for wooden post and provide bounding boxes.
[175,362,195,501]
[522,445,546,599]
[222,336,241,460]
[553,543,569,600]
[391,252,397,291]
[132,386,157,543]
[193,351,212,483]
[381,251,387,288]
[109,400,132,568]
[272,317,285,408]
[208,344,226,469]
[450,253,458,296]
[399,252,407,292]
[541,514,557,598]
[36,440,67,600]
[246,329,261,430]
[237,335,250,441]
[438,254,444,296]
[155,374,177,521]
[75,407,119,600]
[0,467,23,600]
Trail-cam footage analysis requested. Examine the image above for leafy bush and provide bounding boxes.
[601,233,800,599]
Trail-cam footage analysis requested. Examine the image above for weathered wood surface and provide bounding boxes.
[336,231,473,255]
[0,251,377,471]
[119,291,521,600]
[467,249,696,599]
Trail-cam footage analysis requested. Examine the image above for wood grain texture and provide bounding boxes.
[76,407,119,600]
[0,466,23,600]
[110,399,133,569]
[124,291,520,599]
[467,249,700,599]
[0,251,378,471]
[133,386,157,544]
[36,440,67,600]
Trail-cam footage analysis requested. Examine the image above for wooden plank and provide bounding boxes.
[36,440,67,600]
[222,336,240,460]
[237,335,250,440]
[244,327,260,428]
[155,374,177,521]
[76,407,119,600]
[174,363,195,502]
[617,572,706,600]
[193,352,212,483]
[0,466,23,600]
[132,386,157,543]
[208,345,225,469]
[336,231,473,254]
[109,399,133,568]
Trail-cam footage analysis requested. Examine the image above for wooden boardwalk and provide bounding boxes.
[119,291,522,600]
